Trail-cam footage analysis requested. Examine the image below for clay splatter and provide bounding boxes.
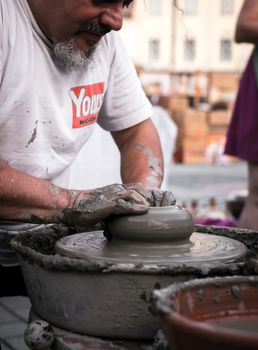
[26,120,38,148]
[135,144,163,188]
[231,285,241,299]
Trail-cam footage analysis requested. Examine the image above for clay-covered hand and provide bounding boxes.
[149,189,176,207]
[63,183,150,228]
[117,183,176,207]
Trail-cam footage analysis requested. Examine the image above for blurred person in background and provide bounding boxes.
[148,96,178,189]
[224,0,258,230]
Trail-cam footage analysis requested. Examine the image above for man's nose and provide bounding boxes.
[99,4,124,31]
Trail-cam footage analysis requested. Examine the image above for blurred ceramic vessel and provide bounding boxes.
[153,275,258,350]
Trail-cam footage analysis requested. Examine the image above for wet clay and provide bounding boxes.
[53,206,247,271]
[55,231,247,266]
[26,120,38,148]
[11,224,258,275]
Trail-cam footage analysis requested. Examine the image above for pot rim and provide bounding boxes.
[154,275,258,345]
[11,232,247,275]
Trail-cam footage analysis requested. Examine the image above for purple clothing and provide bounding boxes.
[224,49,258,161]
[195,218,237,228]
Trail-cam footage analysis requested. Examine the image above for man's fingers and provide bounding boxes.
[160,191,176,206]
[116,200,149,214]
[123,183,153,203]
[150,189,177,207]
[121,185,177,208]
[151,190,163,207]
[116,189,149,206]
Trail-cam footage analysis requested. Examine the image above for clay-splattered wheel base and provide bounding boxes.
[55,231,247,265]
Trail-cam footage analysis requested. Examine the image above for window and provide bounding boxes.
[221,0,234,14]
[149,39,160,61]
[184,0,198,14]
[220,39,232,60]
[184,39,195,61]
[149,0,162,15]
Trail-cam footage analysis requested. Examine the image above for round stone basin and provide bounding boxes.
[10,207,249,341]
[153,276,258,350]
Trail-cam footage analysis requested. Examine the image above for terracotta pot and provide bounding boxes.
[153,276,258,350]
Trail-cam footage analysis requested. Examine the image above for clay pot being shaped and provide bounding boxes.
[153,276,258,350]
[106,206,194,242]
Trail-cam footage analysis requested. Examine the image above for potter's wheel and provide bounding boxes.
[55,231,247,265]
[56,206,247,265]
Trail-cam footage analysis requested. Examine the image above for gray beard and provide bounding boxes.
[53,38,96,72]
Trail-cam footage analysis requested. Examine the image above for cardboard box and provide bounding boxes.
[169,96,189,111]
[182,134,207,164]
[183,136,207,152]
[209,110,232,126]
[210,73,239,91]
[183,109,209,137]
[209,124,228,135]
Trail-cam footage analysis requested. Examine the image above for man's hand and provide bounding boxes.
[63,183,150,228]
[0,157,176,229]
[121,183,176,207]
[63,183,176,229]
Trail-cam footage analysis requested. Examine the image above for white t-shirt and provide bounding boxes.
[0,0,152,185]
[151,106,177,189]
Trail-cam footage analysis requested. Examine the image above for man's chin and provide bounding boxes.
[53,38,96,72]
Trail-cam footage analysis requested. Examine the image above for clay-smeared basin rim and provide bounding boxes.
[153,276,258,346]
[10,226,248,274]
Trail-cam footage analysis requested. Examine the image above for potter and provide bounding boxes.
[0,0,177,298]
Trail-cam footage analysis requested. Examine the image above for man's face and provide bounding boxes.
[29,0,134,71]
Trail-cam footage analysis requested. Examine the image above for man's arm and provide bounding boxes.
[0,160,69,222]
[0,160,150,227]
[235,0,258,43]
[112,118,176,206]
[112,118,164,189]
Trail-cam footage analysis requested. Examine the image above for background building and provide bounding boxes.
[120,0,252,93]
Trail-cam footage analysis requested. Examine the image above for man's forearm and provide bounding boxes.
[112,119,164,188]
[0,160,154,227]
[0,160,72,223]
[120,143,163,188]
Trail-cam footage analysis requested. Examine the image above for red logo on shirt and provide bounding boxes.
[69,82,105,128]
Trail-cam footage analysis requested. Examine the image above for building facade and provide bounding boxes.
[120,0,252,74]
